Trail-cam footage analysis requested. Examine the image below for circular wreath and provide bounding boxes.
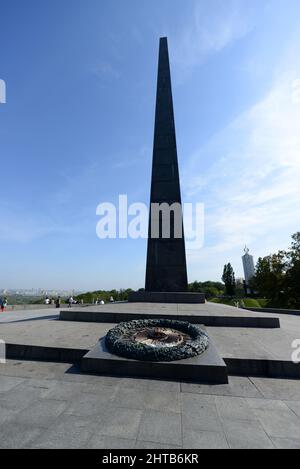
[105,319,209,362]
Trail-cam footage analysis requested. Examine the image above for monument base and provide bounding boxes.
[81,337,228,384]
[128,291,205,304]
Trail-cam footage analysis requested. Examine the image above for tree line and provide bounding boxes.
[250,232,300,308]
[221,232,300,309]
[74,232,300,308]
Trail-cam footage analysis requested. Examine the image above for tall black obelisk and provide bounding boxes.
[145,37,188,292]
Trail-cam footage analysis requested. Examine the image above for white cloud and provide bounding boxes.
[0,202,85,243]
[183,60,300,275]
[112,146,151,170]
[292,78,300,104]
[172,0,253,72]
[93,61,120,81]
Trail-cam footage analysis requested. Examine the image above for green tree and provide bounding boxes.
[75,288,133,304]
[250,251,287,307]
[285,232,300,308]
[188,281,224,299]
[222,263,236,296]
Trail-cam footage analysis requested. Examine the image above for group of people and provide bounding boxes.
[44,296,91,308]
[67,296,83,308]
[44,296,62,308]
[42,295,115,309]
[0,294,116,313]
[95,298,105,305]
[44,296,77,308]
[0,297,8,312]
[95,296,114,304]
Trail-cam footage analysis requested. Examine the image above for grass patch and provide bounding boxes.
[210,298,269,308]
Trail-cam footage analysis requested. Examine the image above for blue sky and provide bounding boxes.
[1,0,300,290]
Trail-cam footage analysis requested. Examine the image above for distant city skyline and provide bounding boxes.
[1,0,300,290]
[0,288,83,296]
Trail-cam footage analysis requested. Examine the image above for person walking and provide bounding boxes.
[68,296,73,308]
[55,296,61,309]
[1,297,7,312]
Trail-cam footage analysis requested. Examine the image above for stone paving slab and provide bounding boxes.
[250,377,300,400]
[30,415,98,449]
[112,386,181,413]
[252,407,300,439]
[181,376,263,398]
[271,437,300,449]
[182,429,229,449]
[207,326,297,361]
[221,419,274,449]
[137,409,182,446]
[0,316,109,350]
[0,422,45,449]
[15,399,67,428]
[88,436,136,449]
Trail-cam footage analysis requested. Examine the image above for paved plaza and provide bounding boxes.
[1,359,300,449]
[0,304,298,362]
[0,304,300,448]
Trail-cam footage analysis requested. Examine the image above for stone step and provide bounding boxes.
[5,341,300,380]
[6,343,87,363]
[59,309,280,329]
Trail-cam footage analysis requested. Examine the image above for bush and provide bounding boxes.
[75,288,133,304]
[209,297,270,308]
[242,298,261,308]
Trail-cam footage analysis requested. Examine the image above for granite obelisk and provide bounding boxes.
[129,38,205,303]
[145,37,188,292]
